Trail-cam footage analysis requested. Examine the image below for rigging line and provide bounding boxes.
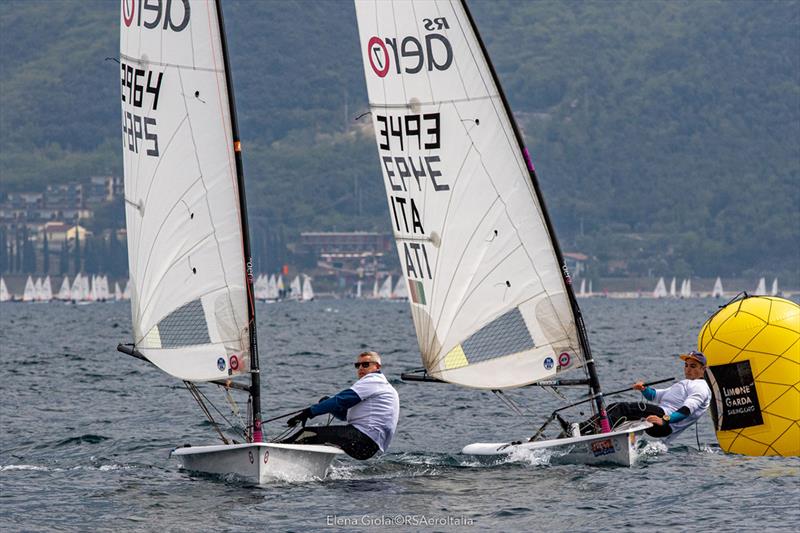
[184,381,229,444]
[196,383,248,439]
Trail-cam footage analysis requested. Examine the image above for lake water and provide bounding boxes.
[1,298,798,531]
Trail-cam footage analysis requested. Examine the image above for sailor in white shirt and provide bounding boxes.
[580,351,711,440]
[282,351,400,459]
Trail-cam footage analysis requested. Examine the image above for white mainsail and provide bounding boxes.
[41,276,53,302]
[301,275,314,301]
[378,275,393,299]
[372,276,379,298]
[392,276,408,300]
[121,0,250,381]
[771,278,779,296]
[115,282,123,301]
[123,279,131,300]
[22,276,36,302]
[58,276,71,300]
[712,277,724,298]
[267,274,278,300]
[355,279,363,298]
[0,277,9,302]
[34,278,44,301]
[355,0,584,389]
[669,277,676,298]
[755,277,766,295]
[289,276,302,300]
[653,277,667,298]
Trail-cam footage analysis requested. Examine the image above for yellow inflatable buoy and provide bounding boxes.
[699,295,799,456]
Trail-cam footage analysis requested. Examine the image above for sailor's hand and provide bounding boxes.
[646,415,664,426]
[287,408,312,427]
[633,381,646,391]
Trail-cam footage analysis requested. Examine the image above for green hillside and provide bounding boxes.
[1,0,798,281]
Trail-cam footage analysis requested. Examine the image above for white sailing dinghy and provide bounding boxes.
[301,275,314,301]
[118,0,341,482]
[754,277,766,295]
[711,276,724,298]
[354,0,649,466]
[22,276,36,302]
[378,275,393,299]
[58,276,72,301]
[653,277,667,298]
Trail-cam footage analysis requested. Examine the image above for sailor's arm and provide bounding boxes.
[633,381,657,401]
[309,389,362,420]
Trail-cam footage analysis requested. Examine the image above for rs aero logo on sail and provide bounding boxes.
[367,17,453,78]
[122,0,190,32]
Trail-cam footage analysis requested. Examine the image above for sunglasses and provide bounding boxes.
[354,361,375,369]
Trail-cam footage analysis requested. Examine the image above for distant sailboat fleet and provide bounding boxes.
[571,276,784,299]
[0,274,131,303]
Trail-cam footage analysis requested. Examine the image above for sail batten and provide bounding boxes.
[355,0,585,389]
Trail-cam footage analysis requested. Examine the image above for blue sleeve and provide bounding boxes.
[668,406,690,424]
[642,387,656,401]
[309,389,362,420]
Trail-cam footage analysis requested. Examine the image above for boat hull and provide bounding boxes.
[461,421,651,467]
[171,442,344,482]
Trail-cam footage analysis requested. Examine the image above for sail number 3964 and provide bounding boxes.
[120,61,162,157]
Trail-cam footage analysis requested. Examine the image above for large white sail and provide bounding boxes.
[121,0,250,381]
[355,0,584,388]
[34,278,44,301]
[653,277,667,298]
[289,276,302,300]
[392,276,408,300]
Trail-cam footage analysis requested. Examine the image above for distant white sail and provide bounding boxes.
[579,279,586,297]
[23,276,36,302]
[121,2,251,381]
[378,275,392,299]
[355,279,362,298]
[41,276,53,302]
[372,276,379,298]
[115,282,123,301]
[34,278,44,301]
[712,277,724,298]
[0,277,9,302]
[771,278,779,296]
[71,274,82,301]
[302,275,314,301]
[685,279,692,298]
[58,276,71,300]
[122,279,131,300]
[267,274,278,300]
[669,277,676,298]
[392,276,408,300]
[290,276,302,300]
[653,277,667,298]
[588,280,593,296]
[755,277,766,295]
[254,274,268,301]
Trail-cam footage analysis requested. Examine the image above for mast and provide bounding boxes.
[214,0,263,442]
[460,0,610,432]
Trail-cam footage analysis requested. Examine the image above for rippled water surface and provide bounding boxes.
[1,298,798,531]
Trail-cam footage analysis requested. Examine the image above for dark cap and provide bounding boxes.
[679,350,707,366]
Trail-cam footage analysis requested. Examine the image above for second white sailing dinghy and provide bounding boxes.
[354,0,649,466]
[118,0,341,482]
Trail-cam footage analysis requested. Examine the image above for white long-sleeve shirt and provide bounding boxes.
[653,378,711,441]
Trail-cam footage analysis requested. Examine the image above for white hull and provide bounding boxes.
[171,442,344,482]
[461,421,651,467]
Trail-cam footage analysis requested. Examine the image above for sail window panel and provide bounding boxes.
[458,308,535,366]
[155,299,211,348]
[439,346,570,390]
[436,246,547,366]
